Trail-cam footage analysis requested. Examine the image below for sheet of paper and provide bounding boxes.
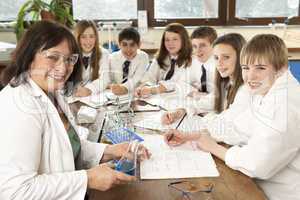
[134,112,206,132]
[140,134,219,179]
[67,90,140,108]
[177,115,207,132]
[134,111,178,131]
[67,93,109,108]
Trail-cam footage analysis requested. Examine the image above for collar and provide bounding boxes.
[82,52,92,57]
[120,49,139,62]
[27,78,46,98]
[169,55,178,60]
[202,56,215,69]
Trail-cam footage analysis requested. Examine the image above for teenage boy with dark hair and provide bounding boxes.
[109,27,149,95]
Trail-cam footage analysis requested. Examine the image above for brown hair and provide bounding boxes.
[157,23,192,69]
[191,26,217,44]
[213,33,246,113]
[240,34,288,71]
[1,20,81,95]
[74,20,102,81]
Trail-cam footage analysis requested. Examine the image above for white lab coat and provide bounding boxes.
[203,84,252,144]
[209,69,300,200]
[107,49,149,92]
[0,78,107,199]
[82,48,111,93]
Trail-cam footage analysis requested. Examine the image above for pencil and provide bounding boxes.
[175,113,187,129]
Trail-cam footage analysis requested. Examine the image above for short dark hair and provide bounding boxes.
[118,27,140,44]
[191,26,217,44]
[2,20,81,95]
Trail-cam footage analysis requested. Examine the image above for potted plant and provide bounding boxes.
[15,0,74,40]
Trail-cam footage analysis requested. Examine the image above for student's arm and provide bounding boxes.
[224,96,300,179]
[141,59,161,84]
[85,49,111,93]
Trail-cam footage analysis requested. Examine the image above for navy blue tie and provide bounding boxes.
[200,64,207,92]
[122,60,130,83]
[165,59,176,80]
[82,56,90,69]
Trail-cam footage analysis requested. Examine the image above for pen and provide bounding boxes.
[175,112,187,129]
[168,180,183,185]
[119,109,160,113]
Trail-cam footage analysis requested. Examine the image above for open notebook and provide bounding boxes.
[140,134,219,179]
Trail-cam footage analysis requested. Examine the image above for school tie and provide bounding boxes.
[122,60,131,83]
[165,58,176,80]
[82,56,90,69]
[200,64,207,92]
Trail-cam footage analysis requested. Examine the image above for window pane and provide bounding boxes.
[73,0,137,20]
[154,0,218,19]
[236,0,299,18]
[0,0,28,21]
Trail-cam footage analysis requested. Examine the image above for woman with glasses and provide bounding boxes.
[0,21,149,199]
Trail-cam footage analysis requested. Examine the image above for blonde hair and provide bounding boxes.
[240,34,288,71]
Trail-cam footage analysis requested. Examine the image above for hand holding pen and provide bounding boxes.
[161,109,186,125]
[164,130,187,146]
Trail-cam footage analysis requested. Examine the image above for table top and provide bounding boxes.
[71,98,267,200]
[89,156,266,200]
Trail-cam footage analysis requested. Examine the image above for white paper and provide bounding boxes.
[67,91,133,108]
[177,115,207,132]
[134,111,206,132]
[140,134,219,179]
[134,111,178,131]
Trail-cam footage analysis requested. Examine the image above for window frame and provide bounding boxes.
[144,0,226,27]
[227,0,300,25]
[1,0,300,26]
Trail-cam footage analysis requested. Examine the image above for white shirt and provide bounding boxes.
[208,70,300,200]
[142,57,193,94]
[179,56,216,114]
[187,56,216,93]
[108,49,149,92]
[0,79,107,199]
[82,48,110,93]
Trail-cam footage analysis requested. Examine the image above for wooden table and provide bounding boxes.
[72,99,267,200]
[88,155,266,200]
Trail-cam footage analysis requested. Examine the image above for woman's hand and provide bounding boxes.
[74,86,92,97]
[102,142,151,162]
[111,84,128,95]
[86,163,136,191]
[161,109,186,125]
